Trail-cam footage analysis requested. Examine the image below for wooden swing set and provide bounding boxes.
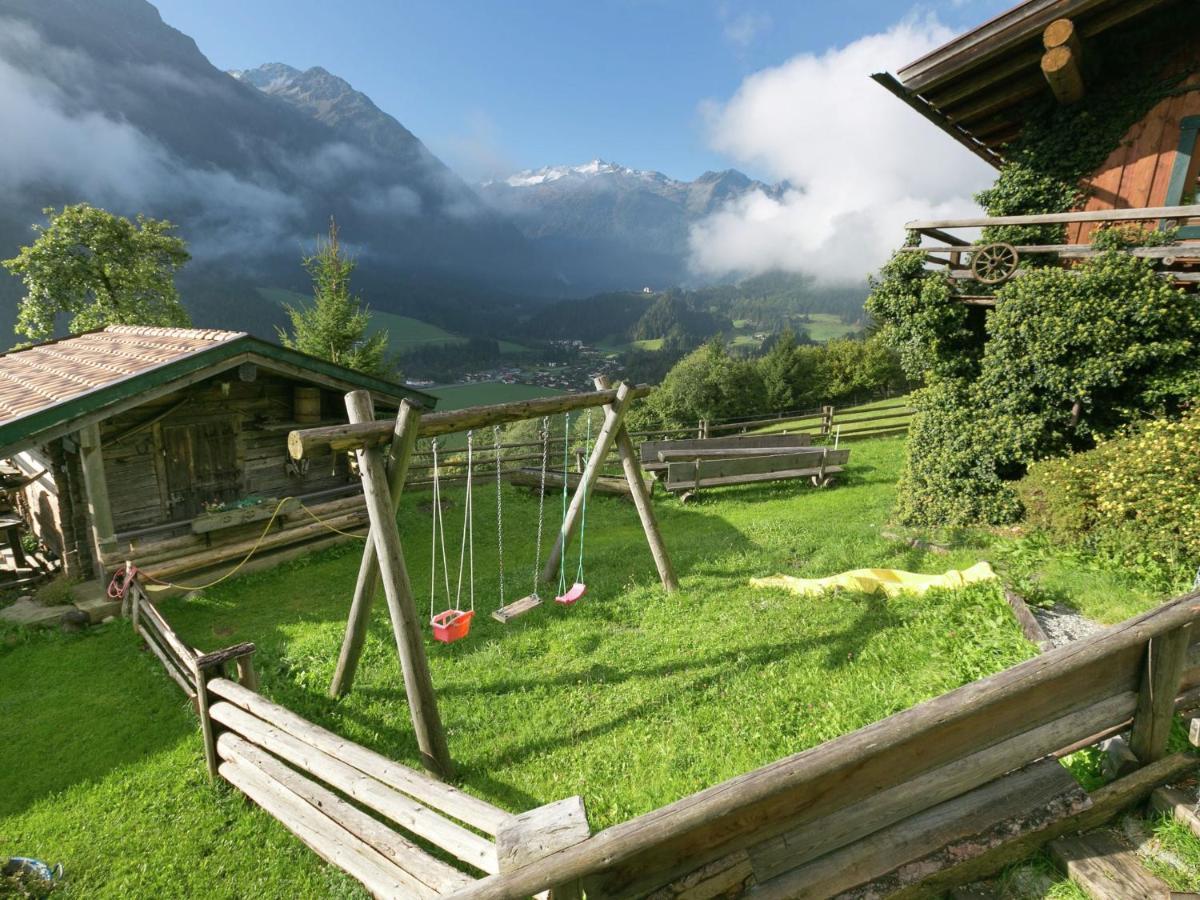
[288,378,677,778]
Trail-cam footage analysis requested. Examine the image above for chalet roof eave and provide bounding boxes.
[0,334,438,460]
[871,72,1005,170]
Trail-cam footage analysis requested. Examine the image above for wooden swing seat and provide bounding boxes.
[556,582,587,605]
[491,594,542,624]
[431,609,474,644]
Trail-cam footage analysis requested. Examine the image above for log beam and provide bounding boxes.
[330,399,421,699]
[595,376,677,593]
[77,422,116,572]
[540,382,633,584]
[1041,45,1084,105]
[346,391,453,780]
[289,385,653,459]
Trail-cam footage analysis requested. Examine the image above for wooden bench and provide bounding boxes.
[639,434,813,474]
[662,447,850,500]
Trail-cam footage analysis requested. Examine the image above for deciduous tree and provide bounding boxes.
[2,204,191,341]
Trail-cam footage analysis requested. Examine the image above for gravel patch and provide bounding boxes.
[1032,602,1105,647]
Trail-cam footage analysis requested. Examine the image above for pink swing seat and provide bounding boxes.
[431,609,474,644]
[555,582,587,605]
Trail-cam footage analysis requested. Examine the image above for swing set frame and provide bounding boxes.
[288,378,677,778]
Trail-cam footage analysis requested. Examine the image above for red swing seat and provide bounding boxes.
[431,608,474,644]
[555,582,587,605]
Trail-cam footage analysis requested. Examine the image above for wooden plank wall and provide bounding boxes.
[13,446,63,555]
[1068,71,1200,244]
[100,372,351,536]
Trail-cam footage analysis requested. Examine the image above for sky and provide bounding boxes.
[151,0,1013,183]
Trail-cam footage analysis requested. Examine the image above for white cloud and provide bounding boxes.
[689,17,995,283]
[0,17,307,259]
[723,11,772,48]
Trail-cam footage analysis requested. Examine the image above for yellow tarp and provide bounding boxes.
[750,561,996,598]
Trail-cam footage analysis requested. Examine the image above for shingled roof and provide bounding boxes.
[0,325,436,456]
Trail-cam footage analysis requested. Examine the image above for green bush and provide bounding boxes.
[895,378,1022,528]
[1019,408,1200,572]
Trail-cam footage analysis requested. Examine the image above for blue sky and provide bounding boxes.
[152,0,1011,183]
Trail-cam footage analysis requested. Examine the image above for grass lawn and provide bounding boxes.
[803,313,860,342]
[0,435,1050,897]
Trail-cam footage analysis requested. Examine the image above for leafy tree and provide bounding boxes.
[278,218,391,377]
[758,329,817,411]
[650,340,765,426]
[2,203,191,340]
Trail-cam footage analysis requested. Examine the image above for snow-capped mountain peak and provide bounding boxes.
[497,159,670,188]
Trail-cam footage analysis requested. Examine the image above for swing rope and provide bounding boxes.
[430,440,452,621]
[532,417,549,597]
[494,426,504,608]
[575,412,592,584]
[455,432,475,617]
[558,412,570,596]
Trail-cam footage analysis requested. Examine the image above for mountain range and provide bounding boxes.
[479,161,786,290]
[0,0,786,338]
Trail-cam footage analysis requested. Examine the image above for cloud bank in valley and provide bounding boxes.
[689,18,996,283]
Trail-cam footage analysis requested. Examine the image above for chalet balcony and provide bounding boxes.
[900,204,1200,307]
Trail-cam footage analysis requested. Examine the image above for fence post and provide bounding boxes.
[1130,624,1192,764]
[821,406,834,435]
[192,641,258,781]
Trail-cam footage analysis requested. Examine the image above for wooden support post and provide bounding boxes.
[345,391,453,780]
[193,660,222,780]
[330,400,422,699]
[236,656,260,692]
[821,406,834,435]
[77,422,115,578]
[1130,624,1192,763]
[541,382,634,584]
[595,376,677,593]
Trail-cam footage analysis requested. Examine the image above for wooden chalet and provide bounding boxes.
[875,0,1200,300]
[0,326,435,587]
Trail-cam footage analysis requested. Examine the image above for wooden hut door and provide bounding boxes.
[162,421,242,520]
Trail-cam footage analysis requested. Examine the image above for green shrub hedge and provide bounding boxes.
[1019,408,1200,573]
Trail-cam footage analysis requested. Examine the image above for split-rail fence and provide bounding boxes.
[128,568,1200,897]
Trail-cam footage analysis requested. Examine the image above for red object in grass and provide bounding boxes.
[555,582,587,605]
[431,609,474,643]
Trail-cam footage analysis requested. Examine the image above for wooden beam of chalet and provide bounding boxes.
[906,203,1200,230]
[1043,18,1081,54]
[287,385,653,459]
[1041,44,1084,105]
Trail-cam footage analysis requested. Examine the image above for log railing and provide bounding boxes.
[128,574,591,897]
[443,587,1200,899]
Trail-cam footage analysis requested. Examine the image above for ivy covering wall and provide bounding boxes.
[868,6,1200,527]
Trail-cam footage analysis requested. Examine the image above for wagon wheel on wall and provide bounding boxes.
[970,242,1020,284]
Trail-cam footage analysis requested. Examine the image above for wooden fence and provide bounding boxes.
[126,577,592,898]
[443,586,1200,899]
[128,565,1200,897]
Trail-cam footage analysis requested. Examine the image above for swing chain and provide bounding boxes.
[532,416,549,595]
[494,425,504,606]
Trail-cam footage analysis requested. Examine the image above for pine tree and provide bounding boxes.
[278,218,391,377]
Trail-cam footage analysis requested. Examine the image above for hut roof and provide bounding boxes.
[0,325,436,456]
[874,0,1182,168]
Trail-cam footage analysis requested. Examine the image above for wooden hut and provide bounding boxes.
[876,0,1200,293]
[0,326,435,586]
